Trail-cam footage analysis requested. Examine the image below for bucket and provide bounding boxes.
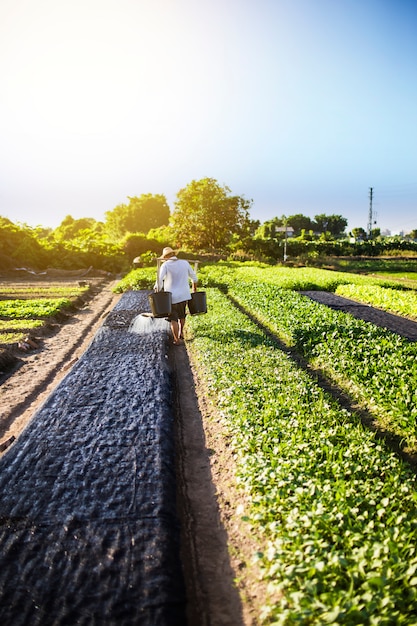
[188,291,207,315]
[148,291,172,317]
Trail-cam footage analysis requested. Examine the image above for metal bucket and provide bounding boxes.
[188,291,207,315]
[148,292,172,317]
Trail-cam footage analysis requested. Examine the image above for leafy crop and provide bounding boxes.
[0,319,44,331]
[0,318,44,345]
[198,263,410,292]
[0,286,89,299]
[229,281,417,451]
[0,332,27,344]
[233,265,411,291]
[118,262,409,295]
[335,284,417,319]
[118,263,417,445]
[113,268,156,292]
[334,258,417,275]
[187,288,417,624]
[0,298,72,319]
[375,272,417,282]
[0,285,88,344]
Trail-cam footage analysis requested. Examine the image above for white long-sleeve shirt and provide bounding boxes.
[157,257,198,304]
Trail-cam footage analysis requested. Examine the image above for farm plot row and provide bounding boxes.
[115,263,398,294]
[197,263,412,293]
[334,284,417,320]
[186,288,417,625]
[115,262,416,307]
[0,284,90,345]
[227,280,417,455]
[0,285,90,300]
[115,261,417,295]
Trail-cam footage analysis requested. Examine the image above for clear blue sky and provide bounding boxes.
[1,0,416,234]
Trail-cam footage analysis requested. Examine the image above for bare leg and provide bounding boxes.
[171,320,183,344]
[178,318,186,339]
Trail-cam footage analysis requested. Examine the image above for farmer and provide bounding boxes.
[156,247,198,345]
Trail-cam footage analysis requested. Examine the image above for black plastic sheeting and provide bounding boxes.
[0,291,186,625]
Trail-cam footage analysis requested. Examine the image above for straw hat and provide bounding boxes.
[159,246,176,259]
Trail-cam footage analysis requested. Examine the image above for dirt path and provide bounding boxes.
[172,342,264,626]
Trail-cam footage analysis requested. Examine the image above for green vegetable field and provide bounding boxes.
[0,283,89,345]
[120,262,417,624]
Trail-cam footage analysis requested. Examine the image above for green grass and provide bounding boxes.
[332,258,417,274]
[372,272,417,280]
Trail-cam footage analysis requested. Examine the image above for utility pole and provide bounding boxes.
[282,215,288,262]
[367,187,374,239]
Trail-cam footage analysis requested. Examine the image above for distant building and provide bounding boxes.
[275,226,295,237]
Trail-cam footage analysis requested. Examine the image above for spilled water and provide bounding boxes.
[129,314,169,335]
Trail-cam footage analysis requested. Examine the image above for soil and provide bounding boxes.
[0,276,265,625]
[2,280,417,625]
[172,344,268,625]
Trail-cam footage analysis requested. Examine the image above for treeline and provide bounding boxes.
[1,178,416,273]
[0,194,172,273]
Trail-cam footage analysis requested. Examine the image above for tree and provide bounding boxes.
[171,178,252,251]
[287,214,314,235]
[147,224,176,246]
[105,194,170,239]
[255,214,315,239]
[254,217,283,240]
[298,229,315,241]
[351,227,367,241]
[0,217,49,269]
[227,217,260,254]
[121,233,161,261]
[53,216,102,241]
[314,214,347,238]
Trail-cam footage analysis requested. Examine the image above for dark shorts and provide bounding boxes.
[168,301,188,322]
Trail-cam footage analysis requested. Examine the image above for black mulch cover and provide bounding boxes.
[0,291,186,625]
